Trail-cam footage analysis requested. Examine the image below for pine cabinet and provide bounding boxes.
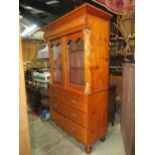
[43,3,112,153]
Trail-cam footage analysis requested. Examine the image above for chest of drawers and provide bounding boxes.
[43,3,112,153]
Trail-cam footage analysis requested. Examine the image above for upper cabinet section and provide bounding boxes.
[43,3,112,40]
[51,40,63,83]
[44,3,112,91]
[67,32,85,86]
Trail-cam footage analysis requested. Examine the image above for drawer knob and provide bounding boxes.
[71,113,77,119]
[53,93,58,97]
[70,99,77,105]
[54,103,58,108]
[71,127,76,132]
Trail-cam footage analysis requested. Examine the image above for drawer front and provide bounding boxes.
[51,100,87,128]
[50,86,88,113]
[64,94,87,113]
[50,90,63,102]
[51,109,87,144]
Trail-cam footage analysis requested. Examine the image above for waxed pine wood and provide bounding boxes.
[43,3,112,153]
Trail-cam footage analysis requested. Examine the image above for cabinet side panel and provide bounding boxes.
[87,15,110,145]
[87,15,110,91]
[88,91,108,145]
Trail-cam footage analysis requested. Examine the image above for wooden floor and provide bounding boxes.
[28,113,125,155]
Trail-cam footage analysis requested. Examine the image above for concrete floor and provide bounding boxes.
[28,113,125,155]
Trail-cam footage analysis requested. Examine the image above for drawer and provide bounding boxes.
[50,90,64,102]
[51,109,87,144]
[50,86,88,113]
[51,100,87,128]
[61,94,87,113]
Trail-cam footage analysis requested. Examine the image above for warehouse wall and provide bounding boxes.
[22,40,37,62]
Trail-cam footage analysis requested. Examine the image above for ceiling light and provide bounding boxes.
[19,15,23,19]
[21,24,38,37]
[46,0,59,5]
[25,6,33,10]
[27,27,40,37]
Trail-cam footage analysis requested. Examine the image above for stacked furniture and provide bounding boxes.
[26,84,41,112]
[43,3,112,153]
[25,69,50,113]
[40,87,50,108]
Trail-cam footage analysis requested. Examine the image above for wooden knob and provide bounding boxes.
[71,127,76,132]
[54,103,58,108]
[70,99,77,105]
[53,92,58,97]
[71,113,77,119]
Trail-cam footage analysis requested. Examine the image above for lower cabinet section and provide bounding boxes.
[50,85,108,153]
[51,109,87,144]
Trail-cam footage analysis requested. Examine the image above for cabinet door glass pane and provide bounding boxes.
[52,42,63,82]
[68,38,85,85]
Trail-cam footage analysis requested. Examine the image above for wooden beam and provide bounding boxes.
[19,34,31,155]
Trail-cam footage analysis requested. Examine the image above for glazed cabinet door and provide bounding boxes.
[66,32,85,87]
[50,39,64,85]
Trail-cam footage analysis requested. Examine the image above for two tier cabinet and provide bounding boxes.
[43,3,112,153]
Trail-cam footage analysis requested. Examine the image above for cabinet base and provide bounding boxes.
[100,135,106,142]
